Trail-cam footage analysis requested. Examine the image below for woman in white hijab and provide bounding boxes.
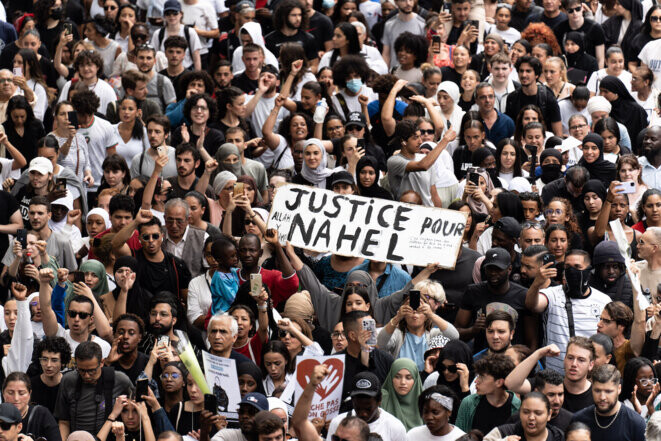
[436,81,465,155]
[293,139,334,188]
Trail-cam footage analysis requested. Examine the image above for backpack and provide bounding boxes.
[71,366,116,429]
[158,25,194,58]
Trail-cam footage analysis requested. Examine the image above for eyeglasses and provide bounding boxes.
[39,357,60,364]
[522,221,543,230]
[327,125,343,132]
[331,331,345,339]
[165,217,186,225]
[437,364,458,373]
[651,15,661,22]
[570,123,587,130]
[192,105,209,112]
[141,233,161,241]
[567,6,582,13]
[68,310,91,319]
[419,129,435,135]
[76,364,101,375]
[0,422,16,431]
[161,372,182,380]
[544,209,564,216]
[640,378,659,386]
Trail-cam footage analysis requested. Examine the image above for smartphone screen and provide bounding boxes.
[410,290,421,310]
[67,111,78,128]
[135,379,148,402]
[469,172,480,186]
[432,35,441,53]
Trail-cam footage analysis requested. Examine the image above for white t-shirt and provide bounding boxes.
[27,79,47,121]
[58,80,117,117]
[639,39,661,90]
[246,94,290,138]
[540,284,611,373]
[56,325,112,358]
[586,68,633,95]
[330,86,378,120]
[151,25,203,68]
[255,134,294,171]
[328,410,407,441]
[359,0,381,29]
[407,424,465,441]
[431,150,458,187]
[0,158,20,182]
[181,1,219,52]
[113,123,149,168]
[77,116,120,191]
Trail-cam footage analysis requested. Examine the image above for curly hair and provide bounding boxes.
[184,93,217,122]
[332,54,371,86]
[71,90,100,116]
[273,0,308,32]
[73,50,104,76]
[544,223,572,255]
[394,31,429,67]
[520,23,561,55]
[474,353,515,381]
[370,73,399,96]
[34,336,72,368]
[548,197,580,235]
[177,70,214,99]
[113,313,146,335]
[279,112,312,144]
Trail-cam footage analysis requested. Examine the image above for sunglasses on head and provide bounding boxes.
[68,310,91,319]
[438,364,458,373]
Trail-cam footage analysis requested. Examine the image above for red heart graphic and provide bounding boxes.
[296,358,344,400]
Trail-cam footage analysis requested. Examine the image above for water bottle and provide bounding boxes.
[313,98,328,124]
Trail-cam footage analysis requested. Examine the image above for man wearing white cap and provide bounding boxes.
[586,96,632,150]
[11,157,53,222]
[49,193,84,254]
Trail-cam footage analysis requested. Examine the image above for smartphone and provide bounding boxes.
[156,145,166,157]
[410,290,421,310]
[15,229,27,249]
[250,273,262,298]
[55,178,67,192]
[542,253,555,266]
[467,19,479,29]
[63,23,73,35]
[362,318,377,346]
[204,394,218,414]
[443,1,451,11]
[233,182,245,197]
[615,181,636,194]
[157,335,170,348]
[72,271,85,284]
[12,68,21,77]
[432,35,441,53]
[135,379,148,402]
[468,172,480,186]
[525,144,538,157]
[67,111,78,128]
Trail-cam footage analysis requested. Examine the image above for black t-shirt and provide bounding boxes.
[339,348,393,412]
[213,30,240,62]
[307,12,333,53]
[111,352,150,384]
[572,404,646,441]
[553,18,605,58]
[264,29,319,61]
[440,67,463,87]
[159,68,189,101]
[29,375,60,414]
[460,281,528,352]
[170,127,225,176]
[506,406,573,432]
[13,186,32,223]
[505,84,561,124]
[135,250,192,303]
[231,72,260,95]
[0,191,20,258]
[473,392,515,435]
[38,20,81,61]
[563,384,593,413]
[525,12,567,30]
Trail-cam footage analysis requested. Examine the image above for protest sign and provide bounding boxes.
[267,184,467,268]
[292,355,345,421]
[202,351,242,418]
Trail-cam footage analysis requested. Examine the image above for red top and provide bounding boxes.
[238,267,300,308]
[234,333,267,365]
[633,221,646,234]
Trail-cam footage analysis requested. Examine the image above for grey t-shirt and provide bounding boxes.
[386,153,433,206]
[381,14,426,69]
[54,369,132,434]
[147,73,176,111]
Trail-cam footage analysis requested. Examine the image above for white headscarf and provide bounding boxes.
[213,171,238,196]
[300,139,333,188]
[437,81,460,103]
[87,208,111,230]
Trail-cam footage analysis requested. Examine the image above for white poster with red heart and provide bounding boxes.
[292,355,345,421]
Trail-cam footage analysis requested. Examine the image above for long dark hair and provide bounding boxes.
[637,188,661,222]
[4,95,36,129]
[495,138,524,178]
[16,49,46,89]
[338,286,374,323]
[260,340,293,375]
[330,22,361,66]
[642,5,661,35]
[514,104,546,142]
[117,96,145,140]
[100,153,131,189]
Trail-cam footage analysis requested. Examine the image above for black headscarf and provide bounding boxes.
[112,256,152,323]
[356,156,393,200]
[581,179,607,201]
[434,340,474,410]
[602,0,643,63]
[578,133,617,185]
[599,75,648,153]
[539,148,563,184]
[237,362,266,395]
[565,32,599,84]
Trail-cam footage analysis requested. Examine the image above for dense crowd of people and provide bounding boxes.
[0,0,661,440]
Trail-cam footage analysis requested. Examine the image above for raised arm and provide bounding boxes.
[505,344,560,393]
[525,262,554,313]
[405,129,456,172]
[3,282,34,375]
[112,269,135,320]
[382,80,408,137]
[111,209,153,254]
[278,317,313,347]
[0,134,26,171]
[630,282,646,357]
[142,154,169,210]
[409,95,445,137]
[264,229,295,277]
[256,287,270,344]
[292,364,326,441]
[262,95,286,150]
[38,268,60,337]
[195,159,218,195]
[54,32,73,78]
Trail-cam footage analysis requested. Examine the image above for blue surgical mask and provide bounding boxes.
[346,78,363,93]
[322,0,335,9]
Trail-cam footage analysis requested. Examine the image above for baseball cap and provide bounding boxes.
[239,392,269,412]
[28,157,53,176]
[346,112,366,129]
[494,217,522,239]
[593,240,625,266]
[350,372,380,398]
[236,0,255,11]
[330,170,355,187]
[424,334,450,359]
[0,403,22,424]
[483,247,511,270]
[163,0,182,12]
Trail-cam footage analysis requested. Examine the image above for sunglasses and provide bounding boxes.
[244,219,256,226]
[438,364,458,373]
[522,221,543,230]
[68,310,91,319]
[104,5,117,10]
[652,15,661,22]
[278,330,291,338]
[567,6,581,12]
[0,422,16,431]
[141,233,161,241]
[419,129,435,135]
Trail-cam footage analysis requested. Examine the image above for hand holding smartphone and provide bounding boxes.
[362,318,377,347]
[250,273,262,298]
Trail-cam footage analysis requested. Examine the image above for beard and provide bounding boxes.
[150,322,172,336]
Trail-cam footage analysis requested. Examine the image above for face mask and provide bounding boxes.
[346,78,363,94]
[564,265,592,298]
[540,163,562,183]
[50,7,63,19]
[322,0,335,9]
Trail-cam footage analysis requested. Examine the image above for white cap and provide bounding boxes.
[51,191,74,210]
[28,157,53,175]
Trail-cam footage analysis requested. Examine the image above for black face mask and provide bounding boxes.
[541,163,562,184]
[50,7,63,19]
[564,265,592,298]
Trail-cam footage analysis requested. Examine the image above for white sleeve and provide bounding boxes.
[187,277,208,324]
[3,300,34,376]
[190,30,204,52]
[33,83,47,121]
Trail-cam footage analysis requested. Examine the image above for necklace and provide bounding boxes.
[593,404,620,429]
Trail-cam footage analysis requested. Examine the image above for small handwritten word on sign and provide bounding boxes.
[294,356,345,421]
[267,184,467,268]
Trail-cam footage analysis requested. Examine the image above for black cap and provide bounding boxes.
[350,372,380,397]
[0,403,22,424]
[483,247,511,270]
[163,0,182,12]
[593,241,625,265]
[346,112,366,129]
[330,170,355,187]
[494,216,522,239]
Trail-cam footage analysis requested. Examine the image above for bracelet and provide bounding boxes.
[258,305,268,311]
[107,417,116,423]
